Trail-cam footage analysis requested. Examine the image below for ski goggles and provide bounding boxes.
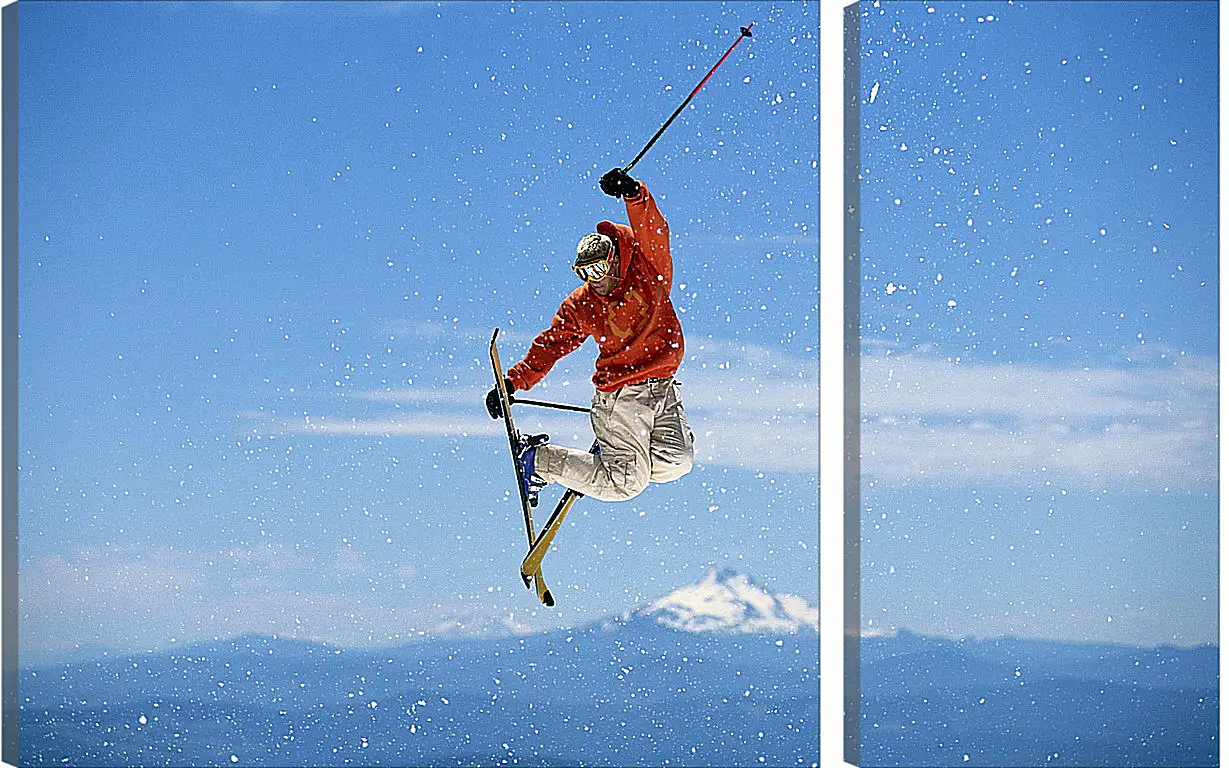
[573,258,613,283]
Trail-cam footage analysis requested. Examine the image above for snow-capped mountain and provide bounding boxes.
[629,567,819,635]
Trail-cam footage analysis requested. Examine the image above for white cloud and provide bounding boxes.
[354,387,486,406]
[19,542,529,663]
[671,339,818,473]
[269,413,504,439]
[860,348,1217,487]
[21,545,218,660]
[251,336,819,474]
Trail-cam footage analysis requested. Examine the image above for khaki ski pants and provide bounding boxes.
[535,377,694,502]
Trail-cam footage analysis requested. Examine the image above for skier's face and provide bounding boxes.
[590,273,619,295]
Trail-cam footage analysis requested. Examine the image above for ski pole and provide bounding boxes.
[623,23,754,174]
[507,394,592,414]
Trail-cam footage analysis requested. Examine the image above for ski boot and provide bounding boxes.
[517,433,550,506]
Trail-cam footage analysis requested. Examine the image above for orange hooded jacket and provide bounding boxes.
[507,183,684,393]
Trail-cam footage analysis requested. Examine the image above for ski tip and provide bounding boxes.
[520,573,533,590]
[542,589,555,607]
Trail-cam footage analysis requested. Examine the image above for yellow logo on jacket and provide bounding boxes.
[608,287,652,340]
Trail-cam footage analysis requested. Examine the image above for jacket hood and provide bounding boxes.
[595,220,635,284]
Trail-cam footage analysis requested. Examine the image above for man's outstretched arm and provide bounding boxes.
[507,303,588,391]
[600,169,671,285]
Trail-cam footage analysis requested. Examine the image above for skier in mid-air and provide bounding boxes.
[486,167,694,503]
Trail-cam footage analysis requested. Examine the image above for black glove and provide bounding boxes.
[485,377,515,420]
[600,167,640,199]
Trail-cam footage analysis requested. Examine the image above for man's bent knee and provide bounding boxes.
[650,446,694,484]
[589,482,647,502]
[591,459,651,502]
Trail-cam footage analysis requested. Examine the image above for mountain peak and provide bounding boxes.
[702,566,747,584]
[631,568,818,635]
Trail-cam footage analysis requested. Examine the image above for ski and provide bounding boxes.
[489,328,554,607]
[520,442,596,582]
[520,491,579,583]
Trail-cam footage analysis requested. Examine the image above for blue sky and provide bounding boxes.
[857,1,1217,646]
[16,1,818,663]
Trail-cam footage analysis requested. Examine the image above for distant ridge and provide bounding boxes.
[20,578,820,768]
